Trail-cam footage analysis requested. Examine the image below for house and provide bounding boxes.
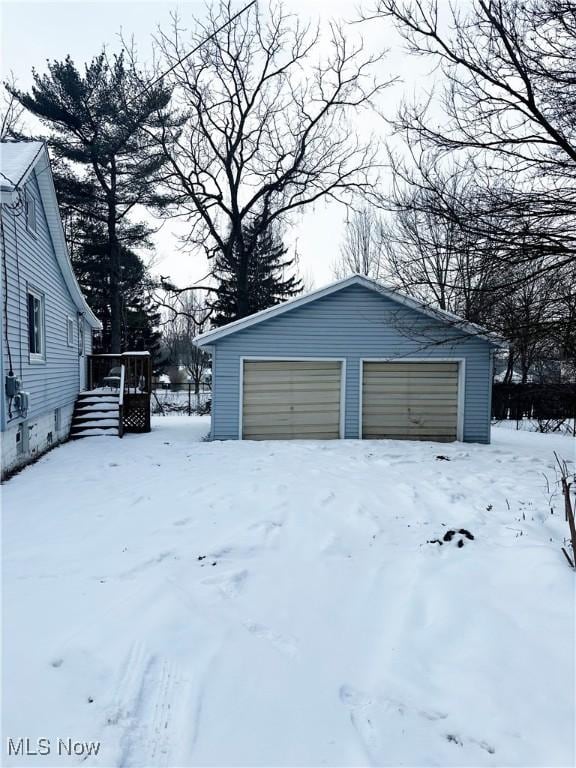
[194,274,504,443]
[0,141,102,478]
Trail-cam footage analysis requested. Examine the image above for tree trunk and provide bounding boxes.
[503,348,515,384]
[236,239,250,319]
[108,211,122,353]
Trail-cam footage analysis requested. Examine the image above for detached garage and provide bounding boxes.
[195,275,503,444]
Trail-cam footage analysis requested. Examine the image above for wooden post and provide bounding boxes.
[188,383,192,416]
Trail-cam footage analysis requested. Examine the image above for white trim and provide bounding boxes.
[238,356,346,440]
[358,359,364,441]
[358,357,465,442]
[195,274,506,349]
[457,359,466,442]
[238,357,244,439]
[340,359,347,440]
[25,189,37,236]
[66,315,74,347]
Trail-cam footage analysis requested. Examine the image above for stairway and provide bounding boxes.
[70,390,120,439]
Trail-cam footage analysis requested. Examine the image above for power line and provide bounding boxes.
[136,0,257,99]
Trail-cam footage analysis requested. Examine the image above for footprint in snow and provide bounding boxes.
[339,685,495,764]
[321,533,352,559]
[243,621,299,658]
[201,569,248,599]
[249,519,283,544]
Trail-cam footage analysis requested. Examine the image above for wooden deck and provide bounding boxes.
[87,353,152,435]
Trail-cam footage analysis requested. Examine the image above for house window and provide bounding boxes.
[67,316,74,346]
[25,191,37,234]
[54,407,61,432]
[78,319,85,355]
[27,290,45,359]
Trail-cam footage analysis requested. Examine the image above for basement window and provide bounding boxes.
[16,425,24,455]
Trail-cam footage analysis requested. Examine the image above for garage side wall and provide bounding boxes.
[210,284,493,443]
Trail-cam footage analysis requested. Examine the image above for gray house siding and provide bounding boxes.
[1,170,89,429]
[209,283,494,443]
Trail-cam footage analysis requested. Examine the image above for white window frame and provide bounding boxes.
[27,288,45,362]
[358,358,466,442]
[25,190,37,235]
[238,356,347,440]
[66,315,74,347]
[78,317,85,355]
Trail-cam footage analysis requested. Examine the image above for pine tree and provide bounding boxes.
[210,220,302,327]
[54,165,162,356]
[71,225,160,356]
[9,51,179,351]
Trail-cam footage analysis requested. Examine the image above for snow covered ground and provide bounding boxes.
[2,418,575,767]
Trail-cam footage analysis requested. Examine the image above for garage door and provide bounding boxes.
[362,361,459,441]
[242,360,342,440]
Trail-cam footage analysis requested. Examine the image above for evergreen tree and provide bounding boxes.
[67,215,161,355]
[9,51,178,351]
[210,220,302,327]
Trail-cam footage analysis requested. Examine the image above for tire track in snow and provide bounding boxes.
[53,581,154,661]
[105,642,186,768]
[338,557,424,762]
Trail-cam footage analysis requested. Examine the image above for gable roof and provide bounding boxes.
[0,141,101,330]
[0,141,45,190]
[194,274,505,348]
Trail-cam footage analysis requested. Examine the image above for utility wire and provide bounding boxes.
[136,0,257,99]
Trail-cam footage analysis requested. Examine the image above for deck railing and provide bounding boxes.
[118,364,126,438]
[88,352,152,434]
[88,352,152,394]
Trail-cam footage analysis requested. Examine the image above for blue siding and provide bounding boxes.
[209,284,494,443]
[1,170,90,429]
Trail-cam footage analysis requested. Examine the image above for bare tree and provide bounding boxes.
[154,1,391,320]
[333,207,384,279]
[380,155,502,319]
[161,290,211,394]
[1,75,24,140]
[369,0,576,283]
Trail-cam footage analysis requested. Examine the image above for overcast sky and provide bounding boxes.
[2,0,437,290]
